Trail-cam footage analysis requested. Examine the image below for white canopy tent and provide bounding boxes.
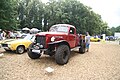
[22,27,30,33]
[30,28,40,34]
[22,27,30,31]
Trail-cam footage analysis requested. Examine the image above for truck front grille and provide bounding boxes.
[36,36,46,48]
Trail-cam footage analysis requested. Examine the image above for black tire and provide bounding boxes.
[79,43,86,54]
[16,46,25,54]
[55,45,70,65]
[98,40,100,42]
[27,43,41,59]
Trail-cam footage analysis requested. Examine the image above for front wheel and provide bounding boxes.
[55,45,70,65]
[16,46,25,54]
[27,43,41,59]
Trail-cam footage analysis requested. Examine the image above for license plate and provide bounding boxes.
[32,50,40,53]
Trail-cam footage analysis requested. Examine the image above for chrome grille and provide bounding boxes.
[36,36,46,48]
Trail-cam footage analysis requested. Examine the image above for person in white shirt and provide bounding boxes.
[86,32,91,52]
[10,31,15,38]
[1,31,6,40]
[0,29,2,40]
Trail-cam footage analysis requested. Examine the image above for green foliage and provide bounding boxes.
[109,26,120,35]
[115,26,120,32]
[0,0,18,30]
[43,0,108,35]
[18,0,44,30]
[0,0,111,35]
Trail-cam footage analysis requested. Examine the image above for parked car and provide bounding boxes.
[90,36,101,42]
[0,34,35,54]
[105,36,109,41]
[108,36,115,41]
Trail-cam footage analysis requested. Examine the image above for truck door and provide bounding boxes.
[68,27,76,48]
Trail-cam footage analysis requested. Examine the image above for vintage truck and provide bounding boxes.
[27,24,86,65]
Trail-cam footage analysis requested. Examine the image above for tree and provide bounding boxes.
[43,0,107,35]
[0,0,109,35]
[0,0,18,30]
[18,0,44,30]
[115,26,120,32]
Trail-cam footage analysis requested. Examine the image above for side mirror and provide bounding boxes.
[70,30,72,33]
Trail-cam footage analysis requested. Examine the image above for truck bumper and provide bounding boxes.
[31,49,47,54]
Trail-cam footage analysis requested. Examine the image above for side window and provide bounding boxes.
[70,27,75,34]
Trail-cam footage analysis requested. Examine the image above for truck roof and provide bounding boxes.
[52,24,75,28]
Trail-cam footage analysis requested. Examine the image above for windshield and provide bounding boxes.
[19,34,34,40]
[24,35,34,40]
[49,25,68,33]
[21,35,27,39]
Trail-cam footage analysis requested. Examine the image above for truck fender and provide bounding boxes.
[48,40,70,49]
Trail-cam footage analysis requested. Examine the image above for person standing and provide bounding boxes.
[10,31,15,38]
[0,46,4,57]
[86,32,91,52]
[1,30,6,40]
[0,29,2,40]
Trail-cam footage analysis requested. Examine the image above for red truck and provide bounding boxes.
[27,24,86,65]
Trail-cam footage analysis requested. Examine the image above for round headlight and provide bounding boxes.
[40,45,43,48]
[8,44,11,47]
[51,36,55,42]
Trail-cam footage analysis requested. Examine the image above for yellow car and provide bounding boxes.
[90,36,101,42]
[0,34,35,54]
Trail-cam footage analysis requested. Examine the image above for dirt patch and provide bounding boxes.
[0,42,120,80]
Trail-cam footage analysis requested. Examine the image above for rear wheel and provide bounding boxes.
[55,45,70,65]
[98,40,100,42]
[27,43,41,59]
[16,46,25,54]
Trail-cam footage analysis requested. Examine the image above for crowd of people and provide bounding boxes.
[0,29,21,40]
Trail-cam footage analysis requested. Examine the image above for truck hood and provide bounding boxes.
[36,32,68,36]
